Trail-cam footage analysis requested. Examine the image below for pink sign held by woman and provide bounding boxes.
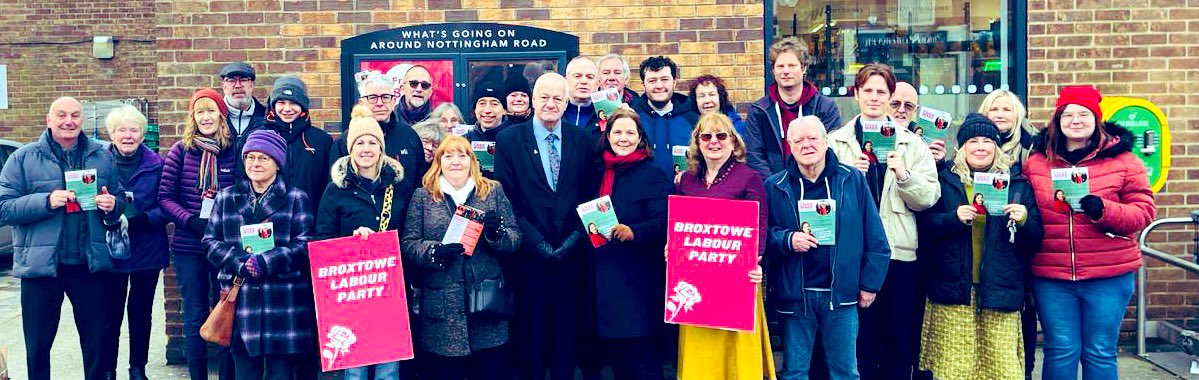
[664,195,759,331]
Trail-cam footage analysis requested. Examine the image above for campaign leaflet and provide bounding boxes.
[308,230,414,371]
[916,106,952,142]
[240,222,276,254]
[577,196,619,248]
[672,146,689,175]
[441,205,485,255]
[65,169,98,211]
[665,195,758,331]
[971,172,1011,216]
[1051,167,1091,212]
[590,88,621,121]
[472,141,496,172]
[450,124,472,136]
[797,199,837,245]
[860,120,897,161]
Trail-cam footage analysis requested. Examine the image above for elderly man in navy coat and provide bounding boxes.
[494,72,595,380]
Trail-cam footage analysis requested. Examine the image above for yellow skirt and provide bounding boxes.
[677,285,776,380]
[919,288,1023,380]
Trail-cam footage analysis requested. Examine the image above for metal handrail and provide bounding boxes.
[1136,211,1199,357]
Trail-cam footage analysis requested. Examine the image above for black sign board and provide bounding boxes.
[339,23,580,128]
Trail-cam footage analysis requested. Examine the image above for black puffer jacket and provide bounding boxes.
[915,165,1044,312]
[314,156,411,240]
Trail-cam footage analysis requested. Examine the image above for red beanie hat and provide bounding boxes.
[1055,85,1103,123]
[190,88,229,115]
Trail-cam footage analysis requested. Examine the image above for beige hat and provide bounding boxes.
[345,105,385,151]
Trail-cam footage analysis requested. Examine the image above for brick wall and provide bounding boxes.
[0,1,157,141]
[1027,0,1199,332]
[3,0,1199,364]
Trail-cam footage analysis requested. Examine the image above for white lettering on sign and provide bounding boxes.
[371,28,547,51]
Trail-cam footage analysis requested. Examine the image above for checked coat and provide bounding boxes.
[202,177,316,357]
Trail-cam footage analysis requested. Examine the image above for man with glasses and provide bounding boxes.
[329,71,426,192]
[746,37,842,179]
[397,65,436,126]
[220,62,267,170]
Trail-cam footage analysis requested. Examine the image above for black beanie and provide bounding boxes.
[473,81,502,105]
[956,113,1001,146]
[504,75,531,99]
[270,75,310,112]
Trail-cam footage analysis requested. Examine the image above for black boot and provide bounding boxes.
[129,367,149,380]
[187,359,208,380]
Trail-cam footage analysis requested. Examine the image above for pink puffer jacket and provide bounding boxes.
[1022,122,1156,281]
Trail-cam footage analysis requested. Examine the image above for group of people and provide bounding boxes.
[0,36,1155,380]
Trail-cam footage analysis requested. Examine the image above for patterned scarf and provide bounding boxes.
[194,137,222,193]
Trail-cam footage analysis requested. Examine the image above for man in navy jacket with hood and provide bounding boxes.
[746,37,842,179]
[632,56,699,175]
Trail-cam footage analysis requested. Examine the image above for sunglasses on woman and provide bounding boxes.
[698,132,729,142]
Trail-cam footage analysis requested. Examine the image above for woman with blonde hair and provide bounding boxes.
[978,90,1038,165]
[675,113,774,380]
[402,135,522,379]
[916,114,1043,380]
[158,88,239,379]
[316,105,414,379]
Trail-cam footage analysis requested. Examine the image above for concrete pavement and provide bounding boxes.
[0,266,1188,379]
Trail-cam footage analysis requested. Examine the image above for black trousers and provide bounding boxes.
[230,332,306,380]
[857,260,925,380]
[100,269,161,372]
[579,335,664,380]
[1022,288,1039,379]
[22,265,108,380]
[420,345,510,380]
[509,258,581,380]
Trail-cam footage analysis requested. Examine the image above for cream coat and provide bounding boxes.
[827,115,940,261]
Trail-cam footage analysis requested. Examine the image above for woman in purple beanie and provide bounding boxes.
[202,129,317,378]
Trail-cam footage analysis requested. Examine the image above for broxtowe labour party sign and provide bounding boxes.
[308,230,413,372]
[664,195,759,331]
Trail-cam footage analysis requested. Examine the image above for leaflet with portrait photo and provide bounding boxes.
[797,199,837,245]
[65,169,98,211]
[590,88,621,121]
[860,120,897,159]
[240,222,276,254]
[577,195,620,248]
[1051,167,1091,211]
[916,106,952,142]
[471,141,496,172]
[971,172,1011,216]
[672,146,689,175]
[441,205,485,255]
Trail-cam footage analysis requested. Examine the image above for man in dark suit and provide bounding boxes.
[494,72,594,380]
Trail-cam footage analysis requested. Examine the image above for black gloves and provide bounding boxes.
[481,213,503,242]
[432,243,465,269]
[186,216,208,234]
[1079,195,1104,221]
[551,231,584,258]
[534,240,557,260]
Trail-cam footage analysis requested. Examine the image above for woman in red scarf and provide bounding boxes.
[578,108,672,380]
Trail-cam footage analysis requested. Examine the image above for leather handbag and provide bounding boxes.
[467,276,515,318]
[200,276,243,347]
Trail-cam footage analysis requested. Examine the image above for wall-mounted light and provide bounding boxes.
[93,36,114,59]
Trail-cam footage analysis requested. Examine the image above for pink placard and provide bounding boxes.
[308,230,414,372]
[664,195,759,331]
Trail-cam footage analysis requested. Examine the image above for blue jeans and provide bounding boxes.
[172,253,222,362]
[777,290,860,380]
[1033,272,1134,380]
[343,362,400,380]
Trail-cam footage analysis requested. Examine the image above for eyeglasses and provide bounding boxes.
[408,80,433,90]
[222,77,253,85]
[360,94,396,104]
[243,154,274,164]
[698,132,729,142]
[889,101,917,111]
